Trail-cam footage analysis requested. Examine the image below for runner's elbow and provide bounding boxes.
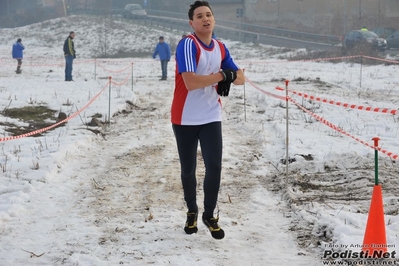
[184,81,197,91]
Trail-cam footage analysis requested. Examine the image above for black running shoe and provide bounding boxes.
[202,213,225,240]
[184,212,198,234]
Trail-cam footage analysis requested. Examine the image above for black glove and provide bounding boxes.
[220,69,237,82]
[217,81,231,97]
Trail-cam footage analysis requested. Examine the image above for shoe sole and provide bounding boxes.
[202,216,225,240]
[184,226,198,234]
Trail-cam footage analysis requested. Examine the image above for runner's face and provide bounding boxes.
[189,6,214,35]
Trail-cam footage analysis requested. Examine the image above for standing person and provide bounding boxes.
[63,31,76,81]
[172,0,245,240]
[12,38,25,74]
[152,36,171,81]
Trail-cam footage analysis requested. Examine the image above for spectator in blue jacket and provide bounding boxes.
[152,36,171,81]
[12,38,25,74]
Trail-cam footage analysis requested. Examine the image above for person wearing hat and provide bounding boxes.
[12,38,25,74]
[152,36,171,80]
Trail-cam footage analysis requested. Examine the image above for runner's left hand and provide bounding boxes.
[217,81,231,97]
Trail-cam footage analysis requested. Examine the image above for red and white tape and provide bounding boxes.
[276,87,398,115]
[0,82,110,142]
[246,78,399,160]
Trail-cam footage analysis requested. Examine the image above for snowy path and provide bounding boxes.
[0,82,321,265]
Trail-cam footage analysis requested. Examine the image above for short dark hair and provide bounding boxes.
[69,31,75,35]
[188,1,212,20]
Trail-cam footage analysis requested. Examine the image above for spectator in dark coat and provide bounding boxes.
[12,38,25,74]
[152,36,171,81]
[63,31,76,81]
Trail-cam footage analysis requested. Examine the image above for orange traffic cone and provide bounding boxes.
[362,185,387,257]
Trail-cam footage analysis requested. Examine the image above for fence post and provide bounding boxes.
[373,137,380,185]
[243,69,246,122]
[94,58,97,80]
[132,62,137,91]
[285,80,290,183]
[360,52,363,89]
[362,136,387,255]
[108,76,111,125]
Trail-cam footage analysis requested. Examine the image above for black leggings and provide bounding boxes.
[172,122,222,218]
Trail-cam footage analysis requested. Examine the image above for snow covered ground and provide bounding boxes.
[0,15,399,265]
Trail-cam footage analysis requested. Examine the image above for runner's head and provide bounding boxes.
[188,1,213,20]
